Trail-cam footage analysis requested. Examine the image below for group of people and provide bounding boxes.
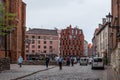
[17,55,77,70]
[66,56,75,66]
[45,55,63,70]
[45,56,77,70]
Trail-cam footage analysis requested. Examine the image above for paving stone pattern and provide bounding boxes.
[21,64,107,80]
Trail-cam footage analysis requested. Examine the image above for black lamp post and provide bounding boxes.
[106,12,113,27]
[25,38,31,60]
[106,12,113,65]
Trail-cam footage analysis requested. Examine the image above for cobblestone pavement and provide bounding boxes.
[21,64,107,80]
[0,64,54,80]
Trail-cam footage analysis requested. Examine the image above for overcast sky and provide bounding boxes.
[23,0,111,43]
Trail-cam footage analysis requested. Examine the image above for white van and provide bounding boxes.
[79,57,88,65]
[91,57,104,69]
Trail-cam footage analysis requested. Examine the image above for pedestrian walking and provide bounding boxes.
[66,56,70,66]
[71,57,74,66]
[18,56,23,68]
[45,56,50,68]
[58,56,63,70]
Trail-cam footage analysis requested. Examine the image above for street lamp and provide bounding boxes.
[25,38,31,60]
[106,12,113,65]
[106,12,113,27]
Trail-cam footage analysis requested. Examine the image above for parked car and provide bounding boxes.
[88,57,93,64]
[91,57,104,69]
[79,57,88,65]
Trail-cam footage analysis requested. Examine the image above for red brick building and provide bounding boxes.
[60,25,84,57]
[0,0,26,62]
[110,0,120,74]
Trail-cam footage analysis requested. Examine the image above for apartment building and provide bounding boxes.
[96,23,109,57]
[25,28,59,60]
[60,25,84,57]
[92,17,114,65]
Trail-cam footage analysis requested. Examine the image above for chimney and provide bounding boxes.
[99,24,102,29]
[102,18,106,25]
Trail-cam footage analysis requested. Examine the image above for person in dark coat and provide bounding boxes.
[45,56,50,68]
[71,57,74,66]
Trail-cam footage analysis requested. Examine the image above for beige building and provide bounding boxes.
[25,28,59,60]
[96,22,108,57]
[94,18,112,64]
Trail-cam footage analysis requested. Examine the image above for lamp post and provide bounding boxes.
[25,38,31,60]
[106,12,113,65]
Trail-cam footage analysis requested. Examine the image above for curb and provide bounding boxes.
[11,66,56,80]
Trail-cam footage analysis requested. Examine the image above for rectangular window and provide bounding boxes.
[32,45,35,48]
[38,41,40,44]
[44,50,46,53]
[69,35,72,40]
[74,36,76,39]
[49,46,52,49]
[38,36,41,39]
[44,46,47,49]
[50,41,52,44]
[32,50,35,53]
[32,40,35,44]
[44,41,46,44]
[26,45,28,48]
[38,45,40,48]
[32,36,35,39]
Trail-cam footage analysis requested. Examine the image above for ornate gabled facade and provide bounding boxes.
[60,25,84,57]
